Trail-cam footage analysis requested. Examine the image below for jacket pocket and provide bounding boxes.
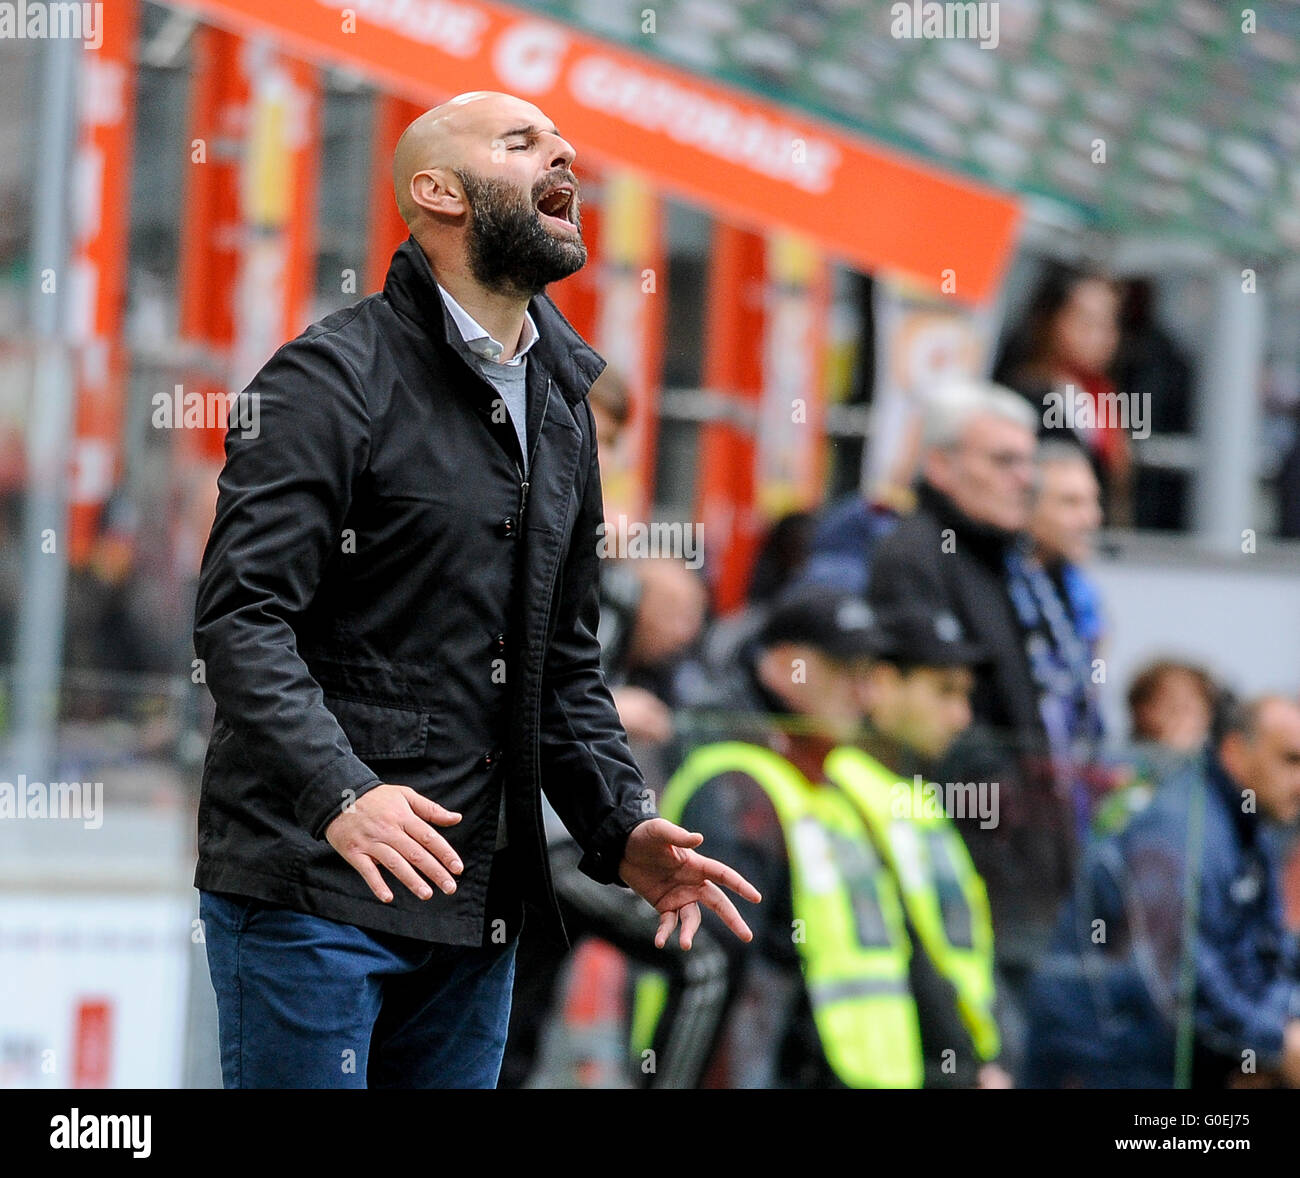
[322,695,429,759]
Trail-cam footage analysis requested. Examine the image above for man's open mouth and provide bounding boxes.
[535,184,578,230]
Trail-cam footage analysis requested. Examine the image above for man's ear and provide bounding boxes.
[852,661,882,713]
[923,447,950,495]
[756,643,804,710]
[410,168,467,219]
[865,661,900,707]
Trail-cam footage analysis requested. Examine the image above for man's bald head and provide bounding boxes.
[390,91,585,297]
[1221,694,1300,824]
[393,91,557,228]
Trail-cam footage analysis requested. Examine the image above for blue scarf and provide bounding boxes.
[1004,544,1106,825]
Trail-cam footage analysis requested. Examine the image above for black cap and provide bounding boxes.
[759,585,881,662]
[871,603,987,669]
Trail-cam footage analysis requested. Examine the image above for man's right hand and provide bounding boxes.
[324,784,463,903]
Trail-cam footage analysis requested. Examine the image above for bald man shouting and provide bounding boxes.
[193,92,759,1089]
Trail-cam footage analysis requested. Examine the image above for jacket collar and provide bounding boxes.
[857,725,930,783]
[382,235,606,404]
[1206,749,1260,848]
[916,480,1019,566]
[437,281,540,365]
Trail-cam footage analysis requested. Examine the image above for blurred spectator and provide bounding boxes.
[62,492,172,716]
[1129,659,1219,753]
[859,602,1012,1088]
[1115,280,1195,435]
[868,380,1093,1071]
[745,510,814,605]
[1017,440,1107,827]
[586,369,707,748]
[679,510,817,710]
[1026,441,1106,674]
[1093,659,1223,838]
[799,494,901,596]
[994,264,1132,525]
[1026,696,1300,1088]
[1114,278,1194,531]
[612,558,708,746]
[1028,440,1105,582]
[645,585,969,1088]
[588,366,630,459]
[867,379,1041,745]
[619,559,707,684]
[1276,402,1300,540]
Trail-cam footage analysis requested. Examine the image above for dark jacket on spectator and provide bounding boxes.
[1025,750,1300,1087]
[798,495,900,596]
[866,481,1042,744]
[868,482,1076,969]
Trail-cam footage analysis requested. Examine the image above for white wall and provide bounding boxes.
[1090,537,1300,735]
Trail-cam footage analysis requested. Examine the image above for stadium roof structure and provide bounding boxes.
[528,0,1300,259]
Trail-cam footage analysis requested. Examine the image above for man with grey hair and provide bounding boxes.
[867,379,1072,1078]
[1014,441,1108,831]
[867,379,1041,739]
[1029,440,1104,569]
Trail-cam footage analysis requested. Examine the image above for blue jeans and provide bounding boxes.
[199,890,517,1088]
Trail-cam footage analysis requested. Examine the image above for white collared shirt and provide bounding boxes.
[434,280,535,472]
[436,283,539,366]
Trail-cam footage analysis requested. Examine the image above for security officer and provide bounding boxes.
[841,603,1010,1087]
[635,587,931,1087]
[637,590,1009,1088]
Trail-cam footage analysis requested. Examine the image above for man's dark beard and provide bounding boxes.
[455,168,587,297]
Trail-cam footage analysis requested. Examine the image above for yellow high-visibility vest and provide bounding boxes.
[639,741,924,1088]
[825,746,1000,1062]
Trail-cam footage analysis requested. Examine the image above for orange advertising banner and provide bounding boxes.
[168,0,1020,304]
[66,0,139,564]
[695,224,767,614]
[177,24,247,462]
[592,171,663,522]
[757,234,829,520]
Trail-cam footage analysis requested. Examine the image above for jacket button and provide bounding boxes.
[499,517,517,538]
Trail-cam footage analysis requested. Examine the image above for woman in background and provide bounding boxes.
[995,265,1131,525]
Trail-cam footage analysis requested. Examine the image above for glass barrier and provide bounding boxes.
[539,711,1299,1090]
[0,665,1295,1090]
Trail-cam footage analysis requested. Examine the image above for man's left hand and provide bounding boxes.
[618,818,761,950]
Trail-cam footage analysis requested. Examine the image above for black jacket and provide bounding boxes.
[193,236,652,946]
[867,482,1075,962]
[866,481,1042,743]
